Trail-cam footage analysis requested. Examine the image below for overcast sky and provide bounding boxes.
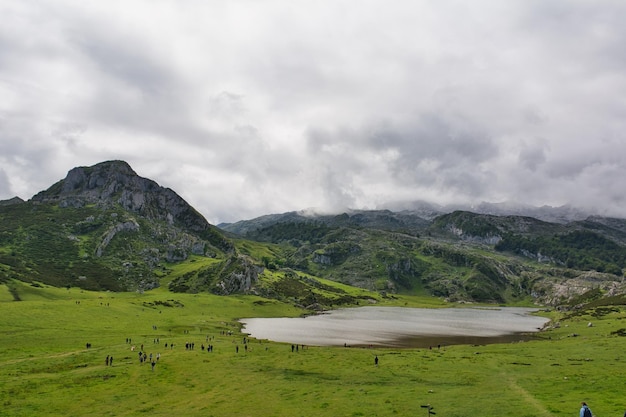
[1,1,625,224]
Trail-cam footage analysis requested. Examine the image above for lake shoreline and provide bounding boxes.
[240,306,551,348]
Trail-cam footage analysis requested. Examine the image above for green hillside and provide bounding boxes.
[0,199,223,291]
[220,212,626,306]
[2,161,626,308]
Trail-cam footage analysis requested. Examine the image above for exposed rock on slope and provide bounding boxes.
[220,207,626,305]
[31,160,232,253]
[167,254,261,295]
[95,220,140,257]
[0,160,239,292]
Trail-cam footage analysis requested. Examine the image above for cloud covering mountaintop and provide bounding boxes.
[1,1,625,223]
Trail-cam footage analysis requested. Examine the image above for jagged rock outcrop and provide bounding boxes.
[213,255,261,295]
[447,225,503,245]
[532,271,626,306]
[168,253,261,295]
[31,160,233,253]
[96,220,140,257]
[312,242,361,266]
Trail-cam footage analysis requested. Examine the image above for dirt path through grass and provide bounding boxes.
[505,374,555,417]
[0,347,100,366]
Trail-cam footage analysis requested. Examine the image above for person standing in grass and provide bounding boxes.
[579,401,592,417]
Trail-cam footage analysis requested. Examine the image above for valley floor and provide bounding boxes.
[1,283,625,417]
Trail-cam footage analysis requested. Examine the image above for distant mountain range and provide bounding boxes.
[218,204,616,239]
[219,200,598,233]
[387,200,596,223]
[219,197,626,305]
[2,160,625,308]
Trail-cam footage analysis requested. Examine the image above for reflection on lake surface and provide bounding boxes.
[240,306,550,348]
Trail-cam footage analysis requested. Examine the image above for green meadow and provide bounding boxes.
[1,280,626,417]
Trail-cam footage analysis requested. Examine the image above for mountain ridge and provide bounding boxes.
[218,206,626,305]
[0,160,246,292]
[2,160,626,308]
[30,160,232,253]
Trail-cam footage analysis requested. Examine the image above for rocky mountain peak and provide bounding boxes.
[34,160,153,205]
[31,160,233,252]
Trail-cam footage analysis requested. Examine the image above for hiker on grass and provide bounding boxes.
[579,401,592,417]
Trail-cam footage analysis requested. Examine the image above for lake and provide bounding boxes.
[240,306,551,348]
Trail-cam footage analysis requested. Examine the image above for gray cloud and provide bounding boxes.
[1,1,626,222]
[518,142,547,172]
[0,167,10,196]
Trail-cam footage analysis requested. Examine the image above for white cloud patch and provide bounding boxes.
[1,0,626,222]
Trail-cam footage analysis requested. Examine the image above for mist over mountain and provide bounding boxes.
[219,200,601,236]
[220,201,626,306]
[375,200,598,224]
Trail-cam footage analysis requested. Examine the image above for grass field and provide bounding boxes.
[1,280,625,417]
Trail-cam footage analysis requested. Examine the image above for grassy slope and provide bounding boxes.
[1,282,625,417]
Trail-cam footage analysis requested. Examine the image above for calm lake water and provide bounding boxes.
[240,306,550,348]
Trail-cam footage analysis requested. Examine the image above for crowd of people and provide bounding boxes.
[100,323,269,374]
